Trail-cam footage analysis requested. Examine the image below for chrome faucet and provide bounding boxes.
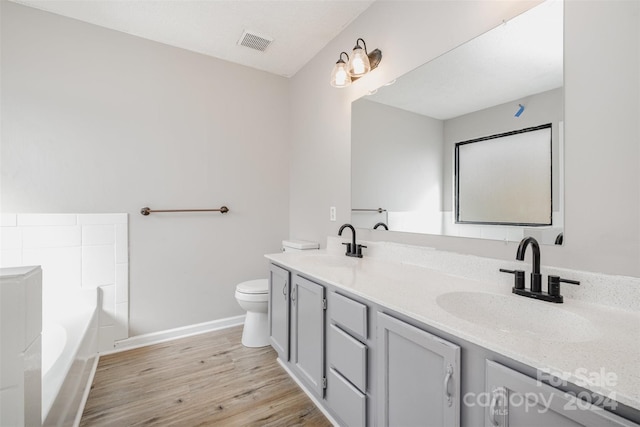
[500,236,580,303]
[338,224,366,258]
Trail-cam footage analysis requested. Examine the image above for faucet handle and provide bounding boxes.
[356,244,367,257]
[342,242,352,255]
[499,268,525,290]
[548,275,580,297]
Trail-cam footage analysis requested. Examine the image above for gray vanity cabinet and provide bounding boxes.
[267,262,640,427]
[377,312,461,427]
[268,263,290,360]
[485,361,637,427]
[291,275,326,398]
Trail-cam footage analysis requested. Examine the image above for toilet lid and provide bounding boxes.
[236,279,268,294]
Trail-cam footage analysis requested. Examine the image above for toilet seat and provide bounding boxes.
[235,290,268,303]
[236,279,268,295]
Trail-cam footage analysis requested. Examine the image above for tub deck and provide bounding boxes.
[42,291,98,426]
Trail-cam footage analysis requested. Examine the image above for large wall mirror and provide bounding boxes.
[351,0,564,245]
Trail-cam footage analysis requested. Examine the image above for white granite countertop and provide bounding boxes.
[265,248,640,412]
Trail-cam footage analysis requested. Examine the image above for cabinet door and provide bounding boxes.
[292,275,326,397]
[268,264,290,360]
[485,361,637,427]
[377,312,461,427]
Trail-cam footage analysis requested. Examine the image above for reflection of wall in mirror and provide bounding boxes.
[351,98,443,233]
[352,87,563,242]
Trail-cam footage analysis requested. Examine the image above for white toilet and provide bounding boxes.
[235,239,319,347]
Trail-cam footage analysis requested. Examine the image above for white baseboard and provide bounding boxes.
[276,358,339,427]
[105,315,245,355]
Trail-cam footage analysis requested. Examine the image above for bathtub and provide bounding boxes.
[42,290,98,426]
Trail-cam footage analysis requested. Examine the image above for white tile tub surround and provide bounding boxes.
[0,266,42,427]
[0,213,129,351]
[327,236,640,312]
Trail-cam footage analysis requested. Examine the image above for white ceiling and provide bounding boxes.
[367,0,563,120]
[11,0,374,78]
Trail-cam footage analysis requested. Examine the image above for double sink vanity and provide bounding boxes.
[265,237,640,427]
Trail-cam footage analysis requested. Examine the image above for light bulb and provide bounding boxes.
[348,45,370,77]
[330,54,351,88]
[335,68,349,86]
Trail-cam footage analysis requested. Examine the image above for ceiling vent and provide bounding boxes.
[238,30,273,52]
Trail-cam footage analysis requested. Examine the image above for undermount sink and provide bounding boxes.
[436,291,598,342]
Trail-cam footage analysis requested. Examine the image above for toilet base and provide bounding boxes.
[242,311,270,348]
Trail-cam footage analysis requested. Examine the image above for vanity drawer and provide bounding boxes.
[329,324,367,392]
[331,292,367,341]
[327,367,366,427]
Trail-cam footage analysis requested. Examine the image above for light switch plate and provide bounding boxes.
[330,207,336,221]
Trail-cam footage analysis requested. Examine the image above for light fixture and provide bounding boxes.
[330,38,382,88]
[330,52,352,88]
[348,40,370,76]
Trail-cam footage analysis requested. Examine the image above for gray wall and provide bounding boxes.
[1,2,290,335]
[289,0,640,278]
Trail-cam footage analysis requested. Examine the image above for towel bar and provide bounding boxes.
[140,206,229,216]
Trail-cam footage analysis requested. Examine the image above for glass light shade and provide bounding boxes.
[330,61,351,88]
[348,46,371,77]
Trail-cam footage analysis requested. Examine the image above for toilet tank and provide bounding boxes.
[282,240,320,252]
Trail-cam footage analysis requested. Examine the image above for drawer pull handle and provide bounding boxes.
[291,287,297,303]
[282,281,287,300]
[489,388,503,427]
[444,364,453,407]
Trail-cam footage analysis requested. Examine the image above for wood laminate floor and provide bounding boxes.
[80,326,331,426]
